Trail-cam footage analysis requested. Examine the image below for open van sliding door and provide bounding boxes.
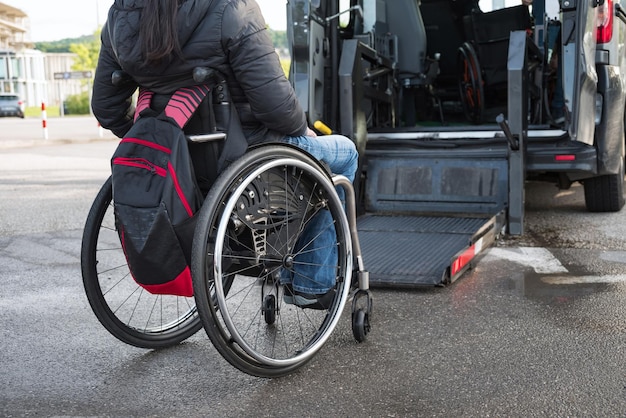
[561,0,598,144]
[288,0,338,128]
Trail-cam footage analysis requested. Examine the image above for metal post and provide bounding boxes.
[506,31,528,236]
[338,39,370,204]
[333,174,368,289]
[338,39,367,155]
[58,83,64,117]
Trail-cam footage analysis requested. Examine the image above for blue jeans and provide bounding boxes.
[279,134,358,294]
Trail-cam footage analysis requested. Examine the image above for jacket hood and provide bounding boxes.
[106,0,213,74]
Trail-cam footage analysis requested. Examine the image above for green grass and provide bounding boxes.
[25,106,60,117]
[25,106,92,118]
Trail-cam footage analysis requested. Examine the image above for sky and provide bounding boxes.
[3,0,287,42]
[5,0,557,42]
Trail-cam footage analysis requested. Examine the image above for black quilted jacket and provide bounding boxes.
[91,0,307,143]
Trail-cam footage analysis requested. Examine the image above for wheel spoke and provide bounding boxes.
[81,177,200,349]
[192,146,353,377]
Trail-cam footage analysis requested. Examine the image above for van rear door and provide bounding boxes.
[561,0,598,144]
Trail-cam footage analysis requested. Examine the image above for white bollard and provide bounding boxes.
[41,102,48,140]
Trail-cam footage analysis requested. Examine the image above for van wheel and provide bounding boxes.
[583,158,625,212]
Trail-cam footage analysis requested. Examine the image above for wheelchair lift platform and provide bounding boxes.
[358,213,503,287]
[358,129,514,288]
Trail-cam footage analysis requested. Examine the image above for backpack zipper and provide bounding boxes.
[114,142,194,218]
[113,157,166,192]
[120,137,172,154]
[113,157,167,177]
[167,161,194,217]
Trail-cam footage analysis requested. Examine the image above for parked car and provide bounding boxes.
[0,94,25,118]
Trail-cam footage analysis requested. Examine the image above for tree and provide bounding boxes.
[70,28,101,72]
[64,28,101,115]
[35,35,94,53]
[268,28,288,50]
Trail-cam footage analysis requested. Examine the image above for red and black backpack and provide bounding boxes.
[111,86,209,297]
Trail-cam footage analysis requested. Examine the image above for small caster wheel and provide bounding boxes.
[352,308,370,342]
[263,294,276,325]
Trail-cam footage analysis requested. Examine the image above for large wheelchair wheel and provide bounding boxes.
[192,144,353,377]
[81,177,202,349]
[458,42,484,124]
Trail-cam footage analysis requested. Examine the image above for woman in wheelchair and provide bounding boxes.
[91,0,358,309]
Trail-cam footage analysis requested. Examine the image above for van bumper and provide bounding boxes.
[526,140,597,174]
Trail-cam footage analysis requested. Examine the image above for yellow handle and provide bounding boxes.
[313,120,333,135]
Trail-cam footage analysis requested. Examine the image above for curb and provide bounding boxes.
[0,136,117,150]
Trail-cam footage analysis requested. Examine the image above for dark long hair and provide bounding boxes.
[140,0,183,67]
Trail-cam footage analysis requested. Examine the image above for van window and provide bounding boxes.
[339,0,350,27]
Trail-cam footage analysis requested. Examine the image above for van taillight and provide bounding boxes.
[597,0,613,44]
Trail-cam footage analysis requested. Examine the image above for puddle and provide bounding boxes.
[506,271,626,333]
[599,251,626,264]
[489,247,626,303]
[507,271,626,303]
[541,274,626,285]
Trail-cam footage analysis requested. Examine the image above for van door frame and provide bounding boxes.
[561,0,598,145]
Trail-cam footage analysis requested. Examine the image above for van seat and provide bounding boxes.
[382,0,428,84]
[464,5,532,87]
[420,0,466,83]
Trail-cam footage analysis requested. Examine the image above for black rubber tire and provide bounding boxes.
[81,177,202,349]
[457,42,484,125]
[192,144,353,378]
[263,295,276,325]
[352,309,369,343]
[584,158,625,212]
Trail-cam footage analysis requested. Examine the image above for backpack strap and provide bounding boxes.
[134,88,154,122]
[165,85,211,129]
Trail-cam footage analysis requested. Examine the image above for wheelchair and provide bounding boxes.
[81,68,372,378]
[456,5,536,124]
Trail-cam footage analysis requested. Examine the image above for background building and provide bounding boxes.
[0,2,30,50]
[0,2,81,109]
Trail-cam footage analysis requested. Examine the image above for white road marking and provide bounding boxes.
[486,247,626,285]
[486,247,568,274]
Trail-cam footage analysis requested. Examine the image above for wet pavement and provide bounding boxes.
[0,137,625,417]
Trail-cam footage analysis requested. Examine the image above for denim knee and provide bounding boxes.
[281,134,358,182]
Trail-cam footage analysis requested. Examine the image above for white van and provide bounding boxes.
[287,0,626,285]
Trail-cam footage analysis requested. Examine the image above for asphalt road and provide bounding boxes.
[0,115,117,149]
[0,122,625,417]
